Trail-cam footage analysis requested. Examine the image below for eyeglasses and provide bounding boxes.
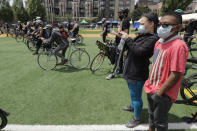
[158,24,178,28]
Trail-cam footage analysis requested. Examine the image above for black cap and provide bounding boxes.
[118,8,129,14]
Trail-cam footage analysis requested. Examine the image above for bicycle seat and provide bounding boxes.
[187,58,197,64]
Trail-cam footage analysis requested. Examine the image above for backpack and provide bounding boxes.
[59,28,69,39]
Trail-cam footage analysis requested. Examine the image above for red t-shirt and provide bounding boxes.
[144,38,188,102]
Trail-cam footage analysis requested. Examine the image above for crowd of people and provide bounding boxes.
[0,8,192,131]
[0,17,81,65]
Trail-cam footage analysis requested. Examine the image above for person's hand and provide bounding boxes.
[120,31,129,40]
[151,93,162,103]
[41,37,45,41]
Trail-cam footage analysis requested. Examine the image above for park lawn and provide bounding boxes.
[79,28,138,34]
[0,37,196,128]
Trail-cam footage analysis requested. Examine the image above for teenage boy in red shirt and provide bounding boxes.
[144,12,188,131]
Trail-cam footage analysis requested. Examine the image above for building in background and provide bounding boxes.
[185,0,197,13]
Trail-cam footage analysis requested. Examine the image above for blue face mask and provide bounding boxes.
[157,25,173,39]
[138,25,147,34]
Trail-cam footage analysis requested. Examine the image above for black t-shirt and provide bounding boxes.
[103,23,108,35]
[115,17,130,45]
[122,17,130,33]
[67,23,73,31]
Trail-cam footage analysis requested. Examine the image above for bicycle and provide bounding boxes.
[90,39,115,72]
[15,29,25,42]
[37,39,90,70]
[175,58,197,123]
[0,108,9,129]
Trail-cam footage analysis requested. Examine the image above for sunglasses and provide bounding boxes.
[158,24,178,28]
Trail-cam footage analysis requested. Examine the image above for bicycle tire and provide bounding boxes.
[16,33,23,42]
[37,51,58,70]
[180,78,197,106]
[70,48,90,69]
[90,52,105,72]
[0,113,7,129]
[27,40,36,51]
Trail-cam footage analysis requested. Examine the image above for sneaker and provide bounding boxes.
[125,118,140,128]
[106,73,115,80]
[122,105,134,112]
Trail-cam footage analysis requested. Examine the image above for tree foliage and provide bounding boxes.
[28,0,46,21]
[131,6,151,21]
[12,0,29,22]
[160,0,193,15]
[66,13,73,21]
[0,0,14,23]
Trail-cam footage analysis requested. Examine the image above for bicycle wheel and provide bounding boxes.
[77,35,84,44]
[16,33,23,42]
[90,52,105,72]
[180,78,197,105]
[37,51,58,70]
[70,49,90,69]
[27,40,36,51]
[0,113,7,129]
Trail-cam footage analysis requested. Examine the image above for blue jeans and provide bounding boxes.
[127,81,145,119]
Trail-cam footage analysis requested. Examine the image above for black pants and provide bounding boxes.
[113,49,123,74]
[35,39,42,53]
[147,94,172,131]
[102,34,107,43]
[53,44,69,61]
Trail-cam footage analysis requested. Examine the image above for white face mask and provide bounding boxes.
[138,25,147,34]
[157,25,173,39]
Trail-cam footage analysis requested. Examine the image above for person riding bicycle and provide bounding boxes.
[17,21,23,31]
[41,24,69,65]
[106,8,130,80]
[71,21,79,38]
[32,19,44,55]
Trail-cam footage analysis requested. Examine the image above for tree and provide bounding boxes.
[131,6,151,21]
[28,0,46,21]
[0,0,14,23]
[66,13,73,21]
[12,0,29,22]
[160,0,193,15]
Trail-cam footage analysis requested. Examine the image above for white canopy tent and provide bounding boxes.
[158,13,197,22]
[181,13,197,22]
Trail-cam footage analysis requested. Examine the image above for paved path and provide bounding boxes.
[3,123,197,131]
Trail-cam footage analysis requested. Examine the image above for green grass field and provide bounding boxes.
[0,37,196,130]
[78,28,138,34]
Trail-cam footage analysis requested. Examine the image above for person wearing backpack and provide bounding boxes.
[41,24,69,65]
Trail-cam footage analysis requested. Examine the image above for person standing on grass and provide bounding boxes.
[4,23,9,37]
[144,12,188,131]
[119,12,159,128]
[100,18,108,43]
[106,8,130,80]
